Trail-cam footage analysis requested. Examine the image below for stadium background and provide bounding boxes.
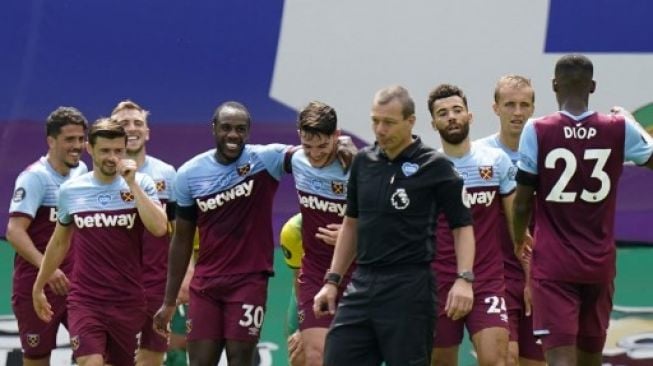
[1,0,652,364]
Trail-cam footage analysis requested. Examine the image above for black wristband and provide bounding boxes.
[324,271,342,287]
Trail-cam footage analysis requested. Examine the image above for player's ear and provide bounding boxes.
[86,141,93,156]
[552,79,558,93]
[590,80,596,94]
[46,135,55,149]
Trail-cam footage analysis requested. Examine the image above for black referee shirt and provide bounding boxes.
[345,137,472,266]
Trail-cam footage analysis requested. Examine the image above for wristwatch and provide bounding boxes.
[323,270,342,287]
[456,270,475,283]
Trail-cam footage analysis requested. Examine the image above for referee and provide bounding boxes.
[313,85,475,365]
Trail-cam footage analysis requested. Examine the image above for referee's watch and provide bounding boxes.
[323,270,342,287]
[456,270,475,283]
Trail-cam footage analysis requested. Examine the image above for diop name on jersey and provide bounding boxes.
[298,194,346,217]
[73,212,137,229]
[564,126,596,140]
[196,180,254,212]
[462,190,496,208]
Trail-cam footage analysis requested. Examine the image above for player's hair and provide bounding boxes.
[554,54,593,83]
[373,85,415,119]
[212,101,251,126]
[111,99,150,120]
[46,106,88,138]
[427,84,468,117]
[88,118,127,146]
[494,75,535,103]
[297,101,337,137]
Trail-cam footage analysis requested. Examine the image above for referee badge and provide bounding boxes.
[390,188,410,210]
[401,162,419,177]
[479,166,493,180]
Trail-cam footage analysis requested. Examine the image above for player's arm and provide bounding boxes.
[6,216,44,268]
[512,174,536,252]
[328,216,357,277]
[120,159,167,237]
[447,225,475,320]
[32,222,73,322]
[313,216,357,318]
[153,208,196,336]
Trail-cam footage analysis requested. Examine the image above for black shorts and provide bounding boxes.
[324,263,435,366]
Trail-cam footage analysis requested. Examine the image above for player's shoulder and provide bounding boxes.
[474,133,500,149]
[471,142,510,163]
[248,143,290,156]
[145,155,175,172]
[60,171,93,192]
[177,149,215,175]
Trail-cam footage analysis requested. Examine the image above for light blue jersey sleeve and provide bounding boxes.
[173,167,194,207]
[624,118,653,165]
[166,167,177,203]
[9,171,45,217]
[57,183,73,225]
[258,143,291,180]
[139,174,160,203]
[497,150,517,194]
[517,120,538,174]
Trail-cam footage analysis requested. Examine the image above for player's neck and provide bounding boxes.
[498,131,519,151]
[127,149,146,168]
[441,138,470,158]
[558,97,589,116]
[46,153,71,177]
[92,170,118,185]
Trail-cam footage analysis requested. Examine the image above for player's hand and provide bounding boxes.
[316,223,341,246]
[288,331,305,366]
[610,105,636,121]
[313,283,338,318]
[152,304,176,338]
[445,279,473,321]
[177,279,191,305]
[32,288,53,322]
[335,136,358,173]
[46,268,70,296]
[118,159,138,185]
[515,234,534,267]
[523,281,534,317]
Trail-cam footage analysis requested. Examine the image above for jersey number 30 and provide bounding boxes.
[545,148,612,203]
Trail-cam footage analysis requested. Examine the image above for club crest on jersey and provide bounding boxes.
[391,188,410,210]
[70,335,80,351]
[26,334,39,347]
[155,179,166,192]
[12,187,26,202]
[186,319,192,334]
[120,190,135,202]
[237,163,251,176]
[401,162,419,177]
[298,309,305,324]
[97,193,111,206]
[479,166,493,180]
[331,181,345,195]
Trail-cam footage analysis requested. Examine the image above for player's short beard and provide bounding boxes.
[438,123,470,145]
[64,161,80,168]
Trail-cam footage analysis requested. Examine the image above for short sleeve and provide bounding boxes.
[497,150,517,195]
[259,143,292,180]
[624,118,653,165]
[57,184,73,225]
[433,159,472,229]
[517,120,539,174]
[9,171,45,218]
[174,167,194,207]
[344,153,361,218]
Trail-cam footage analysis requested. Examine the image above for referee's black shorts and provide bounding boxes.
[324,263,436,366]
